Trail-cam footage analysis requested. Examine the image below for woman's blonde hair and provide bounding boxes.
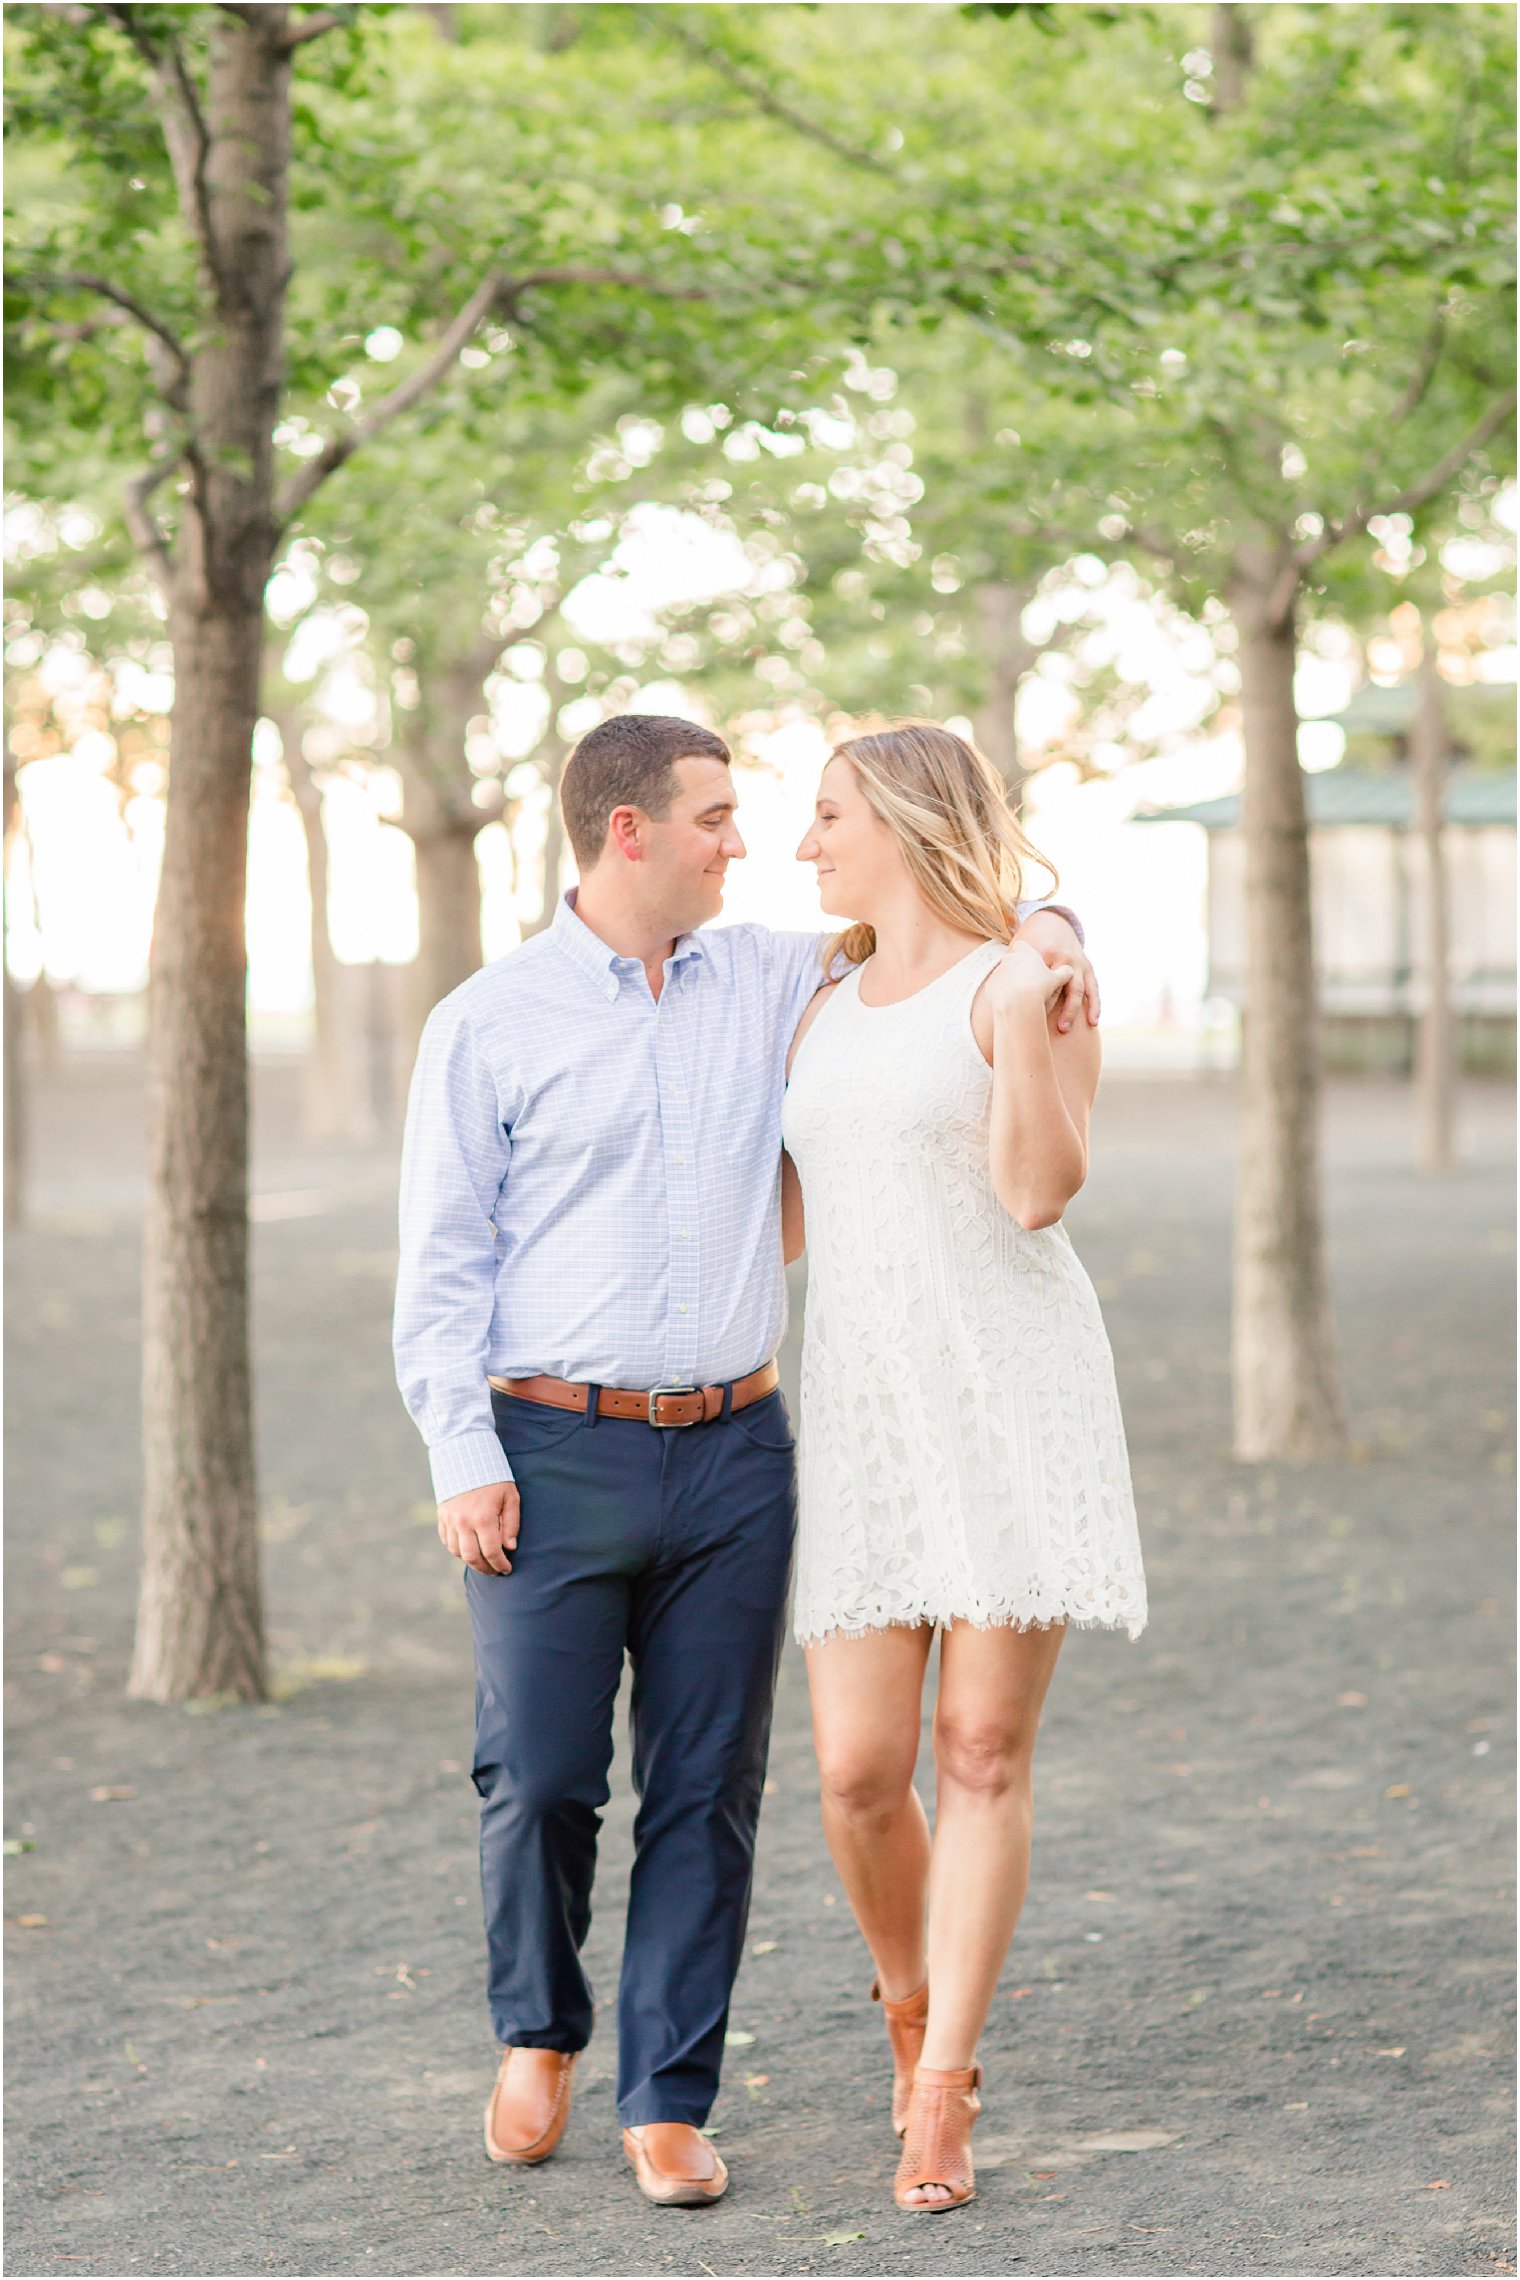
[823,720,1055,971]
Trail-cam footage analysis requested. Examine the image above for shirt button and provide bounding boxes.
[680,1229,690,1239]
[674,1154,685,1165]
[678,1303,689,1315]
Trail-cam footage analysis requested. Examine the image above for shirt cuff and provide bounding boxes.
[1025,899,1085,949]
[428,1429,514,1503]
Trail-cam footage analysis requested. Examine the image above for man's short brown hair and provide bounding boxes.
[560,714,731,867]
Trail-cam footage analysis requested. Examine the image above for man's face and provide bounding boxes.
[640,756,747,931]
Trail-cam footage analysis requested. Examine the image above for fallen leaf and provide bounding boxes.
[16,1915,48,1929]
[743,2073,769,2088]
[1375,2047,1406,2058]
[89,1786,136,1803]
[1283,2102,1308,2111]
[36,1654,69,1674]
[1084,1890,1115,1903]
[3,1839,35,1856]
[751,1939,777,1955]
[1384,1784,1411,1799]
[60,1566,100,1591]
[724,2029,756,2046]
[1009,1986,1033,1999]
[822,2232,866,2247]
[1423,2180,1453,2191]
[1337,1692,1368,1707]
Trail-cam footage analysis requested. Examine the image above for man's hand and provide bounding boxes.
[1016,908,1101,1033]
[438,1482,520,1576]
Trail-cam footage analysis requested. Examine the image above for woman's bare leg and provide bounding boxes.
[905,1619,1065,2205]
[805,1625,935,1999]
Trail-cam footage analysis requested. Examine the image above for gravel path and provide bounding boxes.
[5,1053,1514,2278]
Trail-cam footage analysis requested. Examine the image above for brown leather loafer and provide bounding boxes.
[622,2122,729,2206]
[484,2048,577,2165]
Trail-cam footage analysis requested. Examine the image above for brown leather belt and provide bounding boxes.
[488,1359,780,1429]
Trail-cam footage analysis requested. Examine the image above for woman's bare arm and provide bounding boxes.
[972,943,1100,1230]
[781,1149,806,1263]
[779,980,839,1263]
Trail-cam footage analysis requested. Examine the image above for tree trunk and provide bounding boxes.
[1410,630,1456,1173]
[1228,557,1348,1464]
[132,604,267,1702]
[972,581,1038,794]
[3,962,23,1232]
[279,716,374,1145]
[130,11,294,1703]
[4,760,24,1231]
[393,644,500,1055]
[1210,3,1254,113]
[409,823,484,1046]
[525,737,570,937]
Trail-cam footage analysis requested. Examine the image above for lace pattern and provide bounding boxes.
[782,941,1147,1648]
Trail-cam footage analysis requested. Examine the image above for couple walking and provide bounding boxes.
[393,712,1146,2214]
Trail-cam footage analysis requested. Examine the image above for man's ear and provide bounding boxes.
[607,805,644,863]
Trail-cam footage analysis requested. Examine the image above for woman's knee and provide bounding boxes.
[816,1743,916,1823]
[933,1715,1036,1800]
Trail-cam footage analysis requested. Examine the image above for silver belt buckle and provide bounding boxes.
[647,1382,696,1427]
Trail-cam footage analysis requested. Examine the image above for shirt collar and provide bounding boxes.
[550,889,706,1003]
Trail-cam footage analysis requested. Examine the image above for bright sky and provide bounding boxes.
[8,500,1515,1044]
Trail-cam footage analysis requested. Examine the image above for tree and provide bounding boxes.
[6,2,863,1700]
[3,754,25,1230]
[872,0,1515,1460]
[1323,482,1517,1173]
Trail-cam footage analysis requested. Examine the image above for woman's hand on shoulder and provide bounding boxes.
[981,939,1074,1022]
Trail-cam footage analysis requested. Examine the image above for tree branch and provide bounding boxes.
[28,271,191,406]
[278,266,707,525]
[1271,385,1518,624]
[277,271,507,523]
[123,448,182,591]
[1382,303,1450,435]
[276,7,355,52]
[105,5,228,306]
[502,264,708,306]
[644,8,894,176]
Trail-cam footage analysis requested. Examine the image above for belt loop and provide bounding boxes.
[581,1383,600,1430]
[719,1379,735,1423]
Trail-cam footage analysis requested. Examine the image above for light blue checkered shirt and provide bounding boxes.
[394,892,824,1499]
[394,888,1075,1500]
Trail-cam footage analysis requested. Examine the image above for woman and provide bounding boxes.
[781,722,1146,2214]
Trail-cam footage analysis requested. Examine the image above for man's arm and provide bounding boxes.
[393,1002,519,1576]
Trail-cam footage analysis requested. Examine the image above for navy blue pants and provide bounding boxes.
[465,1385,796,2126]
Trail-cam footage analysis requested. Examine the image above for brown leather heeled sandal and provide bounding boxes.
[893,2062,982,2212]
[871,1977,930,2137]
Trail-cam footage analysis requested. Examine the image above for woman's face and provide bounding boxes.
[795,755,905,917]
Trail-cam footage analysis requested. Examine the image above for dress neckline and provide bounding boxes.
[851,938,1000,1012]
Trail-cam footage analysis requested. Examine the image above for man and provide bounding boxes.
[393,714,1096,2206]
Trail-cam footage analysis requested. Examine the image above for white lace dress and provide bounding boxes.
[782,939,1146,1647]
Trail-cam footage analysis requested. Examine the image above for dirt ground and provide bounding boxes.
[4,1051,1515,2280]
